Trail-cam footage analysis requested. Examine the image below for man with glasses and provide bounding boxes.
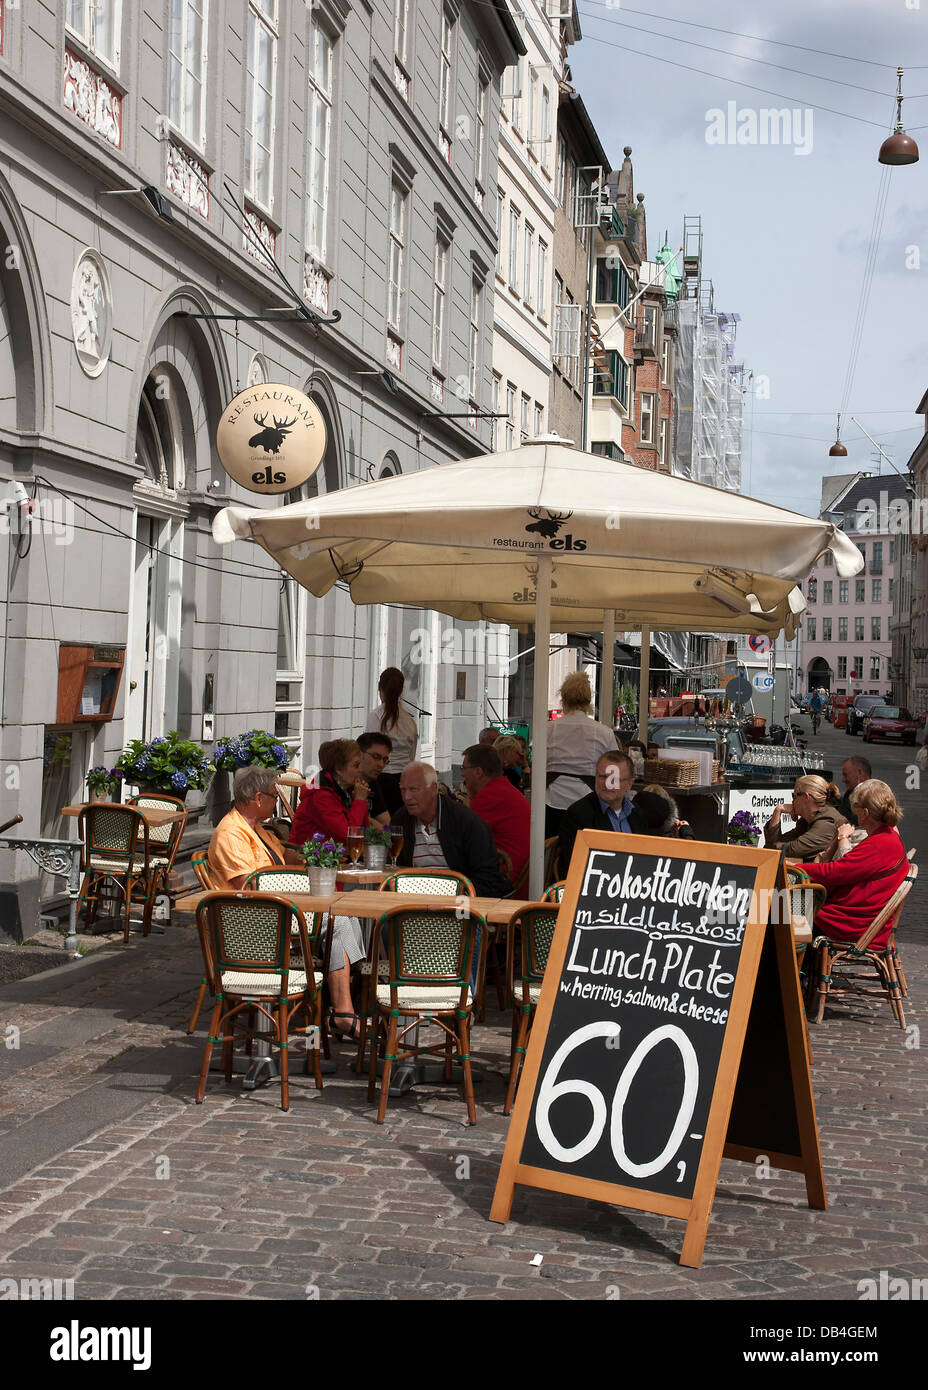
[557,751,647,877]
[357,731,393,827]
[208,766,305,892]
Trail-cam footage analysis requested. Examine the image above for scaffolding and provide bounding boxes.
[671,217,744,494]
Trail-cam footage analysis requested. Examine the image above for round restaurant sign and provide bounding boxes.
[215,383,326,494]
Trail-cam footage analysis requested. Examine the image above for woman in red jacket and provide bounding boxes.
[801,780,908,947]
[289,739,370,847]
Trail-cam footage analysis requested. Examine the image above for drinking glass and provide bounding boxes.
[347,828,364,865]
[388,825,404,868]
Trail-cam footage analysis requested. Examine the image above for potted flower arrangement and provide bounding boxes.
[363,823,392,871]
[727,809,762,847]
[299,832,344,894]
[212,730,291,773]
[116,731,212,799]
[86,766,123,803]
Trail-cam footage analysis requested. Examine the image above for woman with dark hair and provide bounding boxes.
[289,739,370,846]
[365,666,418,814]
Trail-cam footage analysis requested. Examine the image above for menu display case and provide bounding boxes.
[56,643,125,724]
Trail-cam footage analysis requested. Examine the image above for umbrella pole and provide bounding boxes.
[529,554,552,900]
[638,625,651,744]
[600,609,615,727]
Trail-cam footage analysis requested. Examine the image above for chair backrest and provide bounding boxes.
[244,868,311,894]
[78,804,149,868]
[195,891,305,980]
[379,905,479,988]
[126,794,187,850]
[192,853,216,891]
[498,850,513,885]
[542,880,566,903]
[378,868,475,897]
[505,905,558,1005]
[853,864,918,952]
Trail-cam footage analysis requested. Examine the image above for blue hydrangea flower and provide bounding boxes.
[172,771,188,790]
[150,737,166,747]
[136,755,150,772]
[272,744,288,765]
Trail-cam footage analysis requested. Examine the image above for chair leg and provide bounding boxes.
[458,1014,477,1125]
[505,1008,531,1116]
[187,979,208,1034]
[278,998,290,1111]
[367,1011,381,1103]
[376,1015,399,1123]
[222,1011,234,1082]
[195,998,222,1103]
[311,996,324,1090]
[810,944,831,1024]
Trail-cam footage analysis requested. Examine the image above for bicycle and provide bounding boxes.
[810,709,821,735]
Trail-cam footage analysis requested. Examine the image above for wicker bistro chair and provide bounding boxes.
[194,891,323,1109]
[125,794,188,899]
[244,868,331,1057]
[543,835,559,887]
[77,804,157,944]
[806,865,917,1029]
[367,904,484,1124]
[542,880,567,904]
[185,854,218,1034]
[504,905,558,1115]
[354,870,477,1071]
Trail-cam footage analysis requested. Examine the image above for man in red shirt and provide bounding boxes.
[461,743,530,885]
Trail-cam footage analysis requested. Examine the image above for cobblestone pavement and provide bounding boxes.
[0,716,924,1303]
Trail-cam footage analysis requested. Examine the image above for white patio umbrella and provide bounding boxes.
[214,443,862,894]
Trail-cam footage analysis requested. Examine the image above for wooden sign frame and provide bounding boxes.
[490,832,826,1268]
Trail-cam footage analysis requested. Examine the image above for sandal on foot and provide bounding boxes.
[327,1009,361,1042]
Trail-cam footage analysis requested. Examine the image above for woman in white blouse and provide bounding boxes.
[544,670,618,835]
[365,667,418,815]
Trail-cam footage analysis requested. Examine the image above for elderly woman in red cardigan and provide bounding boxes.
[800,780,908,947]
[289,738,370,847]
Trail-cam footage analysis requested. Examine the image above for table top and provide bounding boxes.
[62,803,186,827]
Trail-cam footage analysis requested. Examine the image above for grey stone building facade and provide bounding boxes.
[0,0,521,935]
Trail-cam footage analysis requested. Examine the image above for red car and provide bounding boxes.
[862,706,920,745]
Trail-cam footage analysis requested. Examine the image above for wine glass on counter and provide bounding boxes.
[388,825,404,869]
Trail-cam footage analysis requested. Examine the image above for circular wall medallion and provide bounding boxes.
[70,250,112,377]
[215,382,327,494]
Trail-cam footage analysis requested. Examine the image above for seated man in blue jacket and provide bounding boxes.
[557,751,648,877]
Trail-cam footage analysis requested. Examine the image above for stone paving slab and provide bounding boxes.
[0,717,924,1312]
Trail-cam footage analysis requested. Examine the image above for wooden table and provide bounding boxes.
[174,885,540,926]
[62,803,186,828]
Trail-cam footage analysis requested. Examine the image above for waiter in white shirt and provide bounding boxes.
[544,670,618,836]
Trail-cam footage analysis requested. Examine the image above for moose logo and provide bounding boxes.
[248,413,297,454]
[524,508,586,551]
[216,383,326,494]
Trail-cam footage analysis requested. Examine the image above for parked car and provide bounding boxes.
[862,706,920,745]
[846,694,887,736]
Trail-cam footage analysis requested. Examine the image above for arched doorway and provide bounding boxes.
[808,657,831,692]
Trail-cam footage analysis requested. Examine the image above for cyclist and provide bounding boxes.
[809,690,823,735]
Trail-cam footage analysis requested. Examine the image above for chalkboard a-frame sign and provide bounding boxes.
[490,831,827,1268]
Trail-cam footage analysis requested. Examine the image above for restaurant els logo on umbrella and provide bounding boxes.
[215,383,327,495]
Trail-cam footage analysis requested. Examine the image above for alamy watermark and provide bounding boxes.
[705,102,813,157]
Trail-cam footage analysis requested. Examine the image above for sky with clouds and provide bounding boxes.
[569,0,927,515]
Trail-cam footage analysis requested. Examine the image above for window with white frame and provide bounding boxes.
[872,616,881,641]
[394,0,411,90]
[438,7,454,140]
[523,224,533,305]
[807,618,816,642]
[838,617,848,642]
[245,0,278,210]
[168,0,208,147]
[659,416,669,469]
[540,86,551,150]
[661,334,672,383]
[67,0,121,69]
[520,393,530,444]
[491,374,501,449]
[496,190,504,275]
[506,383,516,449]
[556,135,567,205]
[528,68,537,148]
[854,616,864,640]
[388,181,407,330]
[870,656,881,681]
[872,579,882,603]
[566,290,578,386]
[837,656,847,679]
[534,402,543,437]
[475,71,488,191]
[639,392,655,445]
[508,206,520,290]
[536,239,547,319]
[306,18,333,263]
[468,279,481,398]
[432,234,449,366]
